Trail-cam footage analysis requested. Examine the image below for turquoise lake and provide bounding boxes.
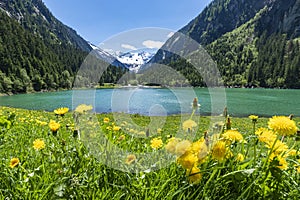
[0,88,299,117]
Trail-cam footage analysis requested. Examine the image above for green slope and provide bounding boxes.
[149,0,300,88]
[0,10,87,93]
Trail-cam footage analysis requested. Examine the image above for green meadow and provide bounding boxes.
[0,106,300,199]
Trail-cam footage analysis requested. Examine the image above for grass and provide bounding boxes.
[0,106,300,199]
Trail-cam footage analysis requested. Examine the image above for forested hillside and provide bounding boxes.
[0,10,87,93]
[0,0,91,51]
[0,0,127,94]
[208,0,300,88]
[148,0,300,88]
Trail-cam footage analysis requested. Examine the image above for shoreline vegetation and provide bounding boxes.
[1,82,297,97]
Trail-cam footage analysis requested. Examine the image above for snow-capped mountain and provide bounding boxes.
[88,44,157,72]
[89,43,126,68]
[117,48,157,73]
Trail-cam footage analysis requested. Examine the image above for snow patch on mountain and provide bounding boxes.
[117,48,157,73]
[89,44,157,72]
[88,43,126,68]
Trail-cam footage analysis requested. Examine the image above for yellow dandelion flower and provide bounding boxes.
[125,154,136,165]
[157,128,162,134]
[236,153,245,162]
[198,148,209,164]
[177,151,198,170]
[211,141,227,161]
[271,156,288,170]
[187,166,202,184]
[75,104,93,114]
[9,158,20,168]
[137,131,146,136]
[33,139,45,150]
[118,135,125,141]
[113,126,121,131]
[150,137,163,149]
[103,117,110,123]
[256,128,277,144]
[190,138,208,162]
[182,119,197,132]
[129,129,135,133]
[265,140,288,155]
[175,140,192,156]
[226,148,234,159]
[297,167,300,173]
[268,116,297,136]
[54,107,69,116]
[165,137,180,154]
[287,149,297,157]
[49,120,60,132]
[222,130,244,143]
[249,115,258,122]
[190,138,204,153]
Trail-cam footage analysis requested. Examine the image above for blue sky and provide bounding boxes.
[42,0,212,45]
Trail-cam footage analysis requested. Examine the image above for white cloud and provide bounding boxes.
[167,32,175,38]
[121,44,137,51]
[142,40,164,49]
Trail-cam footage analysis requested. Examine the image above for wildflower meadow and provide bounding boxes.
[0,101,300,199]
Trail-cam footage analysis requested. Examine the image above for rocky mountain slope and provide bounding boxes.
[0,0,91,51]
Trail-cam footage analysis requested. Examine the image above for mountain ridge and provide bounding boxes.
[0,0,91,52]
[148,0,300,88]
[0,0,128,94]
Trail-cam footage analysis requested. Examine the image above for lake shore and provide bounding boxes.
[2,84,298,97]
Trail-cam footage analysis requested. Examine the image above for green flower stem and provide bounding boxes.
[259,136,280,197]
[253,122,257,166]
[190,108,196,119]
[262,136,279,171]
[203,167,218,195]
[237,172,262,200]
[252,122,256,134]
[253,140,257,166]
[241,141,245,157]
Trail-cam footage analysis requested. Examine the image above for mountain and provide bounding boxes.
[180,0,269,45]
[207,0,300,88]
[149,0,300,88]
[0,0,91,52]
[89,44,127,68]
[0,8,86,93]
[117,48,156,73]
[150,0,269,64]
[72,45,129,88]
[0,0,128,94]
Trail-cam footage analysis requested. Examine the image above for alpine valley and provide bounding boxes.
[0,0,300,94]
